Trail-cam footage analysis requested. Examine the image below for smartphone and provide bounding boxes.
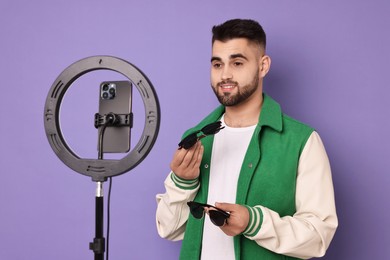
[97,80,132,153]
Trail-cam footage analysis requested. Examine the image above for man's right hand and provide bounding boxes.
[170,141,204,180]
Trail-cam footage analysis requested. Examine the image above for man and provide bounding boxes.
[156,19,337,259]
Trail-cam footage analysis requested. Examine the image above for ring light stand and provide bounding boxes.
[43,56,160,260]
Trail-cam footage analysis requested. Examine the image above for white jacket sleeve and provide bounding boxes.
[243,132,338,259]
[156,172,200,241]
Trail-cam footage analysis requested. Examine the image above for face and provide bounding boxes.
[210,38,267,107]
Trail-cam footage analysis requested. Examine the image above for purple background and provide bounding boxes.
[1,0,389,259]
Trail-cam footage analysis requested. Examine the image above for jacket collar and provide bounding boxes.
[183,93,283,136]
[199,93,283,132]
[258,94,283,132]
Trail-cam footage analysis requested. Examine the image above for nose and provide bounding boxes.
[221,66,233,81]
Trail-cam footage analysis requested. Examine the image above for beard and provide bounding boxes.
[212,70,260,107]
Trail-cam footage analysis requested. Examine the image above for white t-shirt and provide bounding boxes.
[200,115,256,260]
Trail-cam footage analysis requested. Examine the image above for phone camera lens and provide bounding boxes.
[109,88,116,98]
[102,92,109,99]
[102,84,109,91]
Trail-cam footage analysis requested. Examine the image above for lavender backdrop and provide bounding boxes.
[1,0,389,259]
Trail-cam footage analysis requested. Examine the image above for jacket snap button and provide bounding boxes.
[248,163,253,168]
[204,164,209,169]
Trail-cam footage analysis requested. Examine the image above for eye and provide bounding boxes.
[233,61,243,67]
[212,62,222,69]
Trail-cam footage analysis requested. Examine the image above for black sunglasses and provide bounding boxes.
[187,201,230,226]
[178,121,225,149]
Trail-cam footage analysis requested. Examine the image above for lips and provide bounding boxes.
[217,81,238,91]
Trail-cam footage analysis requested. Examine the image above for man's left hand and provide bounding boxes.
[214,202,249,236]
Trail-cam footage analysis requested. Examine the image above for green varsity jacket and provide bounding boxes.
[179,94,313,260]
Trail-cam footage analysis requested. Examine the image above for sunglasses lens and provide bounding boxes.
[179,133,198,149]
[209,211,227,226]
[188,203,204,219]
[201,121,223,135]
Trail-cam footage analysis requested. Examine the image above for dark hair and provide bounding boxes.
[212,19,266,49]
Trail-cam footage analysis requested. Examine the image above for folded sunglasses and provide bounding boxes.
[187,201,230,226]
[178,121,225,149]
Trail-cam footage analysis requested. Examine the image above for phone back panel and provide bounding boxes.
[98,81,132,153]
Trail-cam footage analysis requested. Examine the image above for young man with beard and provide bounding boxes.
[156,19,338,259]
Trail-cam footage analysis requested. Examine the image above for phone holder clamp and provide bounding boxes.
[94,112,133,128]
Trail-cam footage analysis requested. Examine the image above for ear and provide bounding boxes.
[259,55,271,77]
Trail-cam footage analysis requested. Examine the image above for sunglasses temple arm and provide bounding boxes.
[197,134,207,141]
[193,131,220,144]
[198,128,223,141]
[178,125,224,150]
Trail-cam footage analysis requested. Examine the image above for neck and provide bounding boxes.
[224,94,263,128]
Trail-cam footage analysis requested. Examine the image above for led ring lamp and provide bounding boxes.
[44,56,160,182]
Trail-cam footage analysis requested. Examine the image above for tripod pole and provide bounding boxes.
[90,181,105,260]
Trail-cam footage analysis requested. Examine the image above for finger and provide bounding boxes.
[215,202,235,212]
[219,223,236,236]
[172,140,201,166]
[170,148,188,167]
[190,142,204,169]
[180,142,200,168]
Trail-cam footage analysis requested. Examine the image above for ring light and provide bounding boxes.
[44,56,160,182]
